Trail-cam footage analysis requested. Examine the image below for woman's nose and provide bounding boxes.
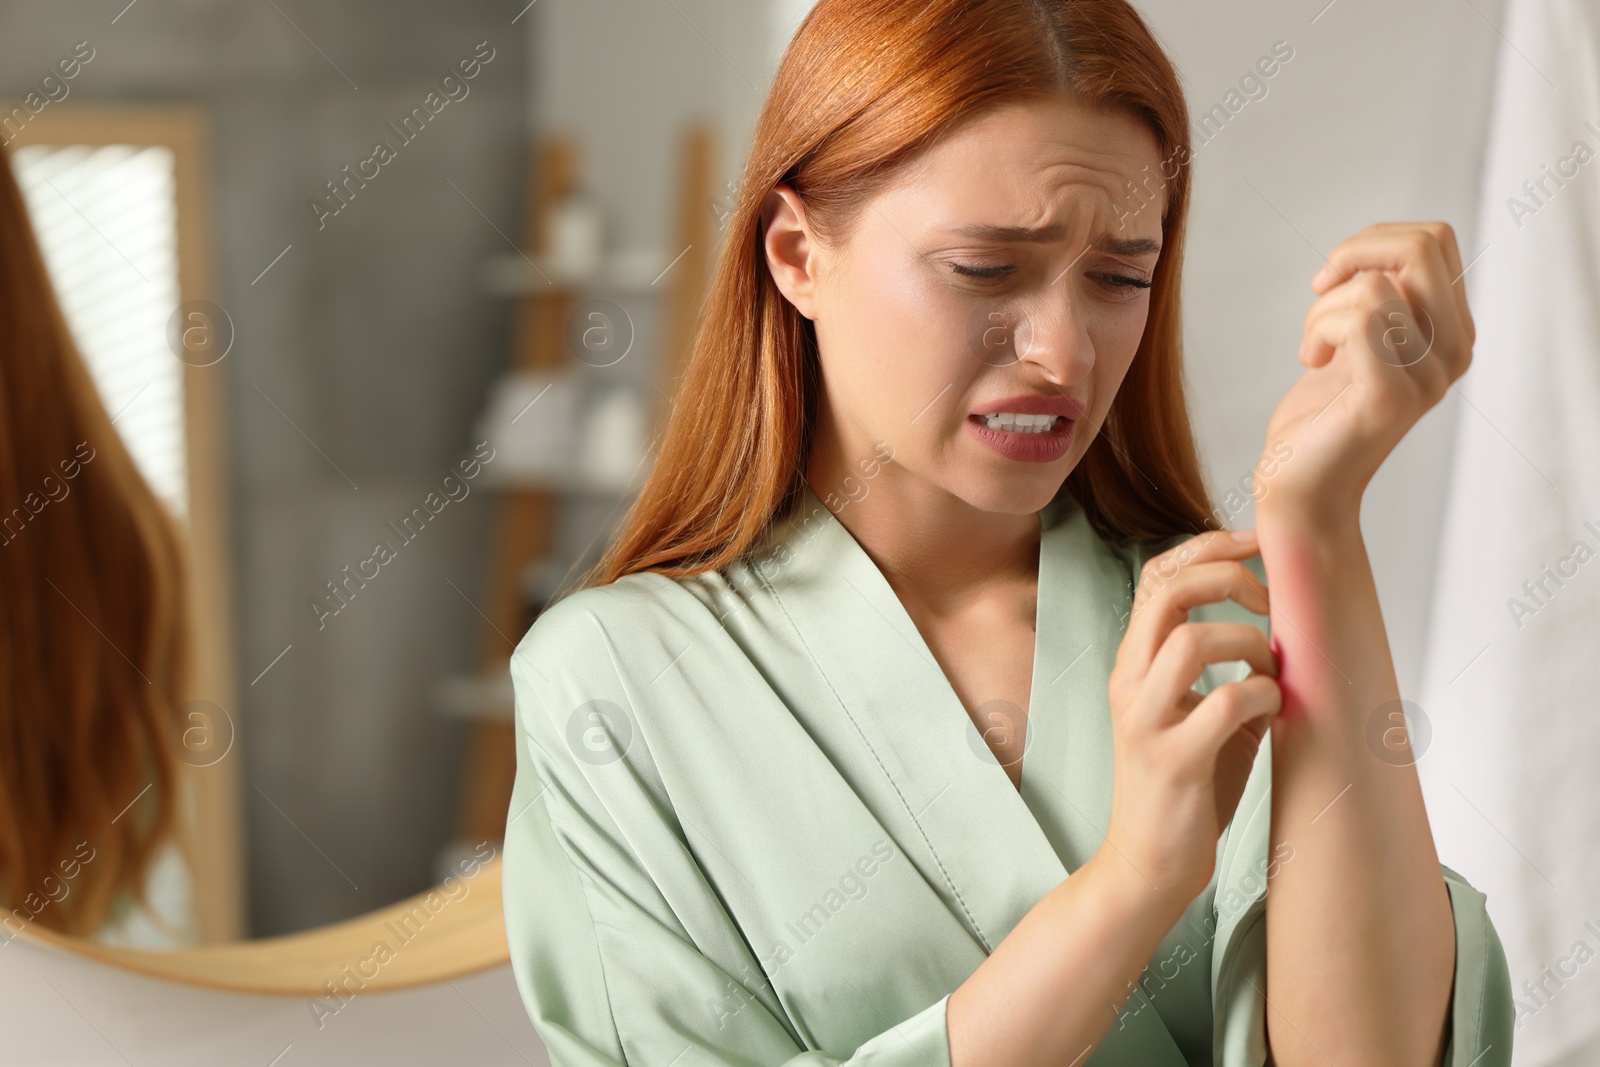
[967,291,1095,383]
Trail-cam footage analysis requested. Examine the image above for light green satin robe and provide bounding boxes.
[501,483,1514,1066]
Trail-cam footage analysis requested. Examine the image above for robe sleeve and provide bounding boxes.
[1435,863,1517,1065]
[1204,554,1517,1066]
[1212,860,1515,1066]
[501,609,953,1067]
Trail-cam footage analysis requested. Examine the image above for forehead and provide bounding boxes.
[881,95,1167,243]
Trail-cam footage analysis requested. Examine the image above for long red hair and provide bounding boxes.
[0,145,192,937]
[584,0,1216,589]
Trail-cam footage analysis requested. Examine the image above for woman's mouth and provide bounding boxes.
[973,412,1062,434]
[965,412,1075,462]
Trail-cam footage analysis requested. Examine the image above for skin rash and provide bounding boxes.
[763,90,1470,1067]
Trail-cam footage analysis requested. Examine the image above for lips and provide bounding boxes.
[968,393,1088,419]
[963,409,1076,463]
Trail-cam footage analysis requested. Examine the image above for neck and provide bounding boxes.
[804,430,1043,616]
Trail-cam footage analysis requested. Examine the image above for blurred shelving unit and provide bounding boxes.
[440,123,717,857]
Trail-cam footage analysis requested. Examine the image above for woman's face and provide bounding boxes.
[765,94,1168,517]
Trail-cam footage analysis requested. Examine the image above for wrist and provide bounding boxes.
[1080,848,1196,932]
[1255,497,1363,547]
[1251,448,1368,538]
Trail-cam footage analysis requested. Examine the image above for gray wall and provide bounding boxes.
[1,0,528,937]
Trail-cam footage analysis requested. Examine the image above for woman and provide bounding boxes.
[0,144,193,942]
[501,1,1514,1064]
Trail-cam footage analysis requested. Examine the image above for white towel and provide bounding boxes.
[1416,0,1600,1062]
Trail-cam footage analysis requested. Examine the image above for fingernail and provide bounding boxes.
[1231,529,1256,541]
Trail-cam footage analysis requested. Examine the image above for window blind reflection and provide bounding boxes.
[11,143,188,517]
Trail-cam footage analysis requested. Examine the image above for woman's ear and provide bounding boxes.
[761,184,823,321]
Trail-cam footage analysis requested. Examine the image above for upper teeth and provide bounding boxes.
[982,413,1058,433]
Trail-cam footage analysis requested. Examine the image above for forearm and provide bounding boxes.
[1256,509,1455,1066]
[947,850,1189,1067]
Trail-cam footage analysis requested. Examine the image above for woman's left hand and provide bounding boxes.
[1258,221,1476,525]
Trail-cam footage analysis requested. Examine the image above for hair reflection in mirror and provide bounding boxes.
[0,144,191,939]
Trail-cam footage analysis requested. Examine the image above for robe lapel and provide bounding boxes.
[756,484,1189,1065]
[1018,492,1135,878]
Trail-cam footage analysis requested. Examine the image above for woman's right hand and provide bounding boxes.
[1102,529,1281,906]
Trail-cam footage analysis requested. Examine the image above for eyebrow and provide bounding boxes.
[941,222,1161,256]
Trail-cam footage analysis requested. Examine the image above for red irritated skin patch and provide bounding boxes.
[1252,518,1377,732]
[1252,526,1324,729]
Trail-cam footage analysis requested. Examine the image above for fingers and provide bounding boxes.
[1304,223,1472,382]
[1120,534,1269,673]
[1130,529,1265,614]
[1313,221,1462,290]
[1298,271,1453,406]
[1178,672,1283,756]
[1136,621,1277,730]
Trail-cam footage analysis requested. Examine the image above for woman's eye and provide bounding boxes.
[949,262,1015,283]
[1098,272,1153,294]
[947,263,1152,299]
[948,262,1152,295]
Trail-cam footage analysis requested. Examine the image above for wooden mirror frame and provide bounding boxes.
[15,856,508,996]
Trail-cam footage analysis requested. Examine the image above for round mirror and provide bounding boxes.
[0,0,714,989]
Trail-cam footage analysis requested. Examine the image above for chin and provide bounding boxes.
[947,468,1069,516]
